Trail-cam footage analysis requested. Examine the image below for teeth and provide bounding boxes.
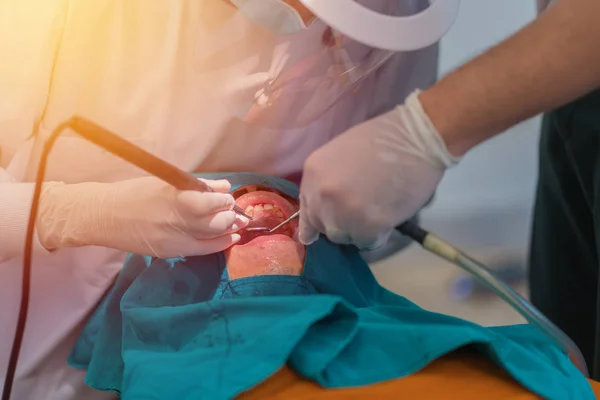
[242,204,288,222]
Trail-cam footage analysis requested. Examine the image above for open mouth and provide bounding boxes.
[227,184,305,279]
[231,185,299,247]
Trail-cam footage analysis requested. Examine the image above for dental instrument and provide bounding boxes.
[395,221,589,378]
[245,211,300,233]
[2,116,252,400]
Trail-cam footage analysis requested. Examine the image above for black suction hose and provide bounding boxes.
[395,220,589,377]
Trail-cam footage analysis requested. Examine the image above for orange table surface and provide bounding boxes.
[241,352,600,399]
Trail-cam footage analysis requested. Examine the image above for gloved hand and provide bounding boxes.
[37,176,248,258]
[298,89,461,249]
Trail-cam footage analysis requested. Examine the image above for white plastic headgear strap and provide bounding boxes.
[299,0,460,51]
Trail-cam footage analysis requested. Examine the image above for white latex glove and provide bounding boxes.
[37,176,249,258]
[299,90,461,249]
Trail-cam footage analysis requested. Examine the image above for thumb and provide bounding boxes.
[184,233,242,256]
[200,178,232,193]
[298,214,320,245]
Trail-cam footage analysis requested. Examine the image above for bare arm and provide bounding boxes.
[420,0,600,156]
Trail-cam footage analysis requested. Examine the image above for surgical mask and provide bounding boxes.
[229,0,313,35]
[209,1,461,129]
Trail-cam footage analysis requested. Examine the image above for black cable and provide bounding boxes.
[2,121,72,400]
[2,3,70,392]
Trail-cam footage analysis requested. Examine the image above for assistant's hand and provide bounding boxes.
[298,90,461,249]
[37,176,249,258]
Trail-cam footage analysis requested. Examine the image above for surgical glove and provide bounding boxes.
[37,176,248,258]
[299,89,461,249]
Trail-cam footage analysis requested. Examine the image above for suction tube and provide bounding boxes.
[396,221,589,378]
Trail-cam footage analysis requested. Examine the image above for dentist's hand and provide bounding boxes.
[37,177,249,258]
[299,90,460,249]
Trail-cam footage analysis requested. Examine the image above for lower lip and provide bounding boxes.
[236,234,294,248]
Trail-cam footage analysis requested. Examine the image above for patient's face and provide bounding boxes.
[225,185,306,279]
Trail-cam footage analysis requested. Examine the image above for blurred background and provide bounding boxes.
[371,0,540,326]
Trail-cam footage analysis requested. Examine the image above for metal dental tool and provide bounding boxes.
[245,211,300,233]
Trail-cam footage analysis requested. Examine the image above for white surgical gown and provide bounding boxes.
[0,1,438,398]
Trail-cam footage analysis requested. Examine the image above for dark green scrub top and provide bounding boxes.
[530,88,600,379]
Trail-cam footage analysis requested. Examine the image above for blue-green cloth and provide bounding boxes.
[69,173,594,400]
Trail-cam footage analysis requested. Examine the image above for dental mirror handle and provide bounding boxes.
[69,116,252,219]
[270,210,300,232]
[245,211,300,233]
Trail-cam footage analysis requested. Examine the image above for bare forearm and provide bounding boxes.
[420,0,600,156]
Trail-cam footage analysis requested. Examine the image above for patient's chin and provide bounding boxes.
[225,240,306,280]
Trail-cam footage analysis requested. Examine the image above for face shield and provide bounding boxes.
[200,1,459,130]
